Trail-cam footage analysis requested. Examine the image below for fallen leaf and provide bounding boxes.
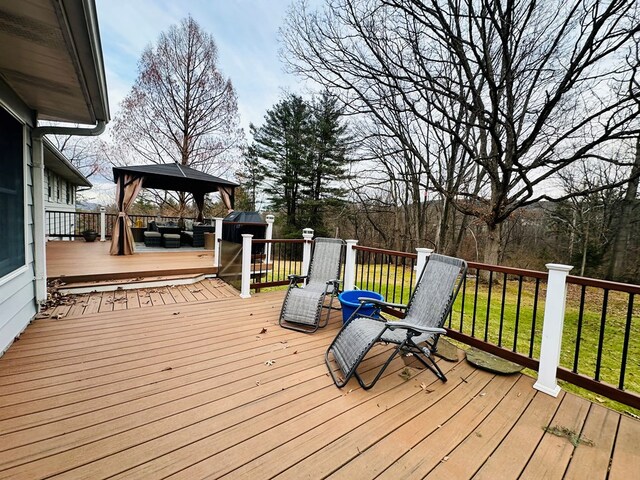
[255,380,261,386]
[293,350,298,354]
[479,392,486,397]
[398,367,417,381]
[259,328,267,334]
[265,360,275,366]
[173,312,180,315]
[441,456,449,462]
[162,367,172,372]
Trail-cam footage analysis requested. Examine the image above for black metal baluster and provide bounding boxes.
[498,273,507,347]
[392,256,399,303]
[573,285,587,373]
[408,258,415,299]
[471,269,480,337]
[594,289,609,382]
[399,259,406,304]
[529,278,540,358]
[460,273,467,332]
[484,271,493,342]
[385,254,391,301]
[619,294,635,390]
[513,276,523,353]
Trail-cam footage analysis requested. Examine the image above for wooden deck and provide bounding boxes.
[0,291,638,479]
[46,240,217,282]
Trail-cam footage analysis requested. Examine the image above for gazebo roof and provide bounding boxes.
[112,163,239,194]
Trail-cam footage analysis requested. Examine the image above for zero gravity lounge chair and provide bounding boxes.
[279,237,345,333]
[325,253,467,389]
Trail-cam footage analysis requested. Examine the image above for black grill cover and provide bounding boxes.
[222,212,267,250]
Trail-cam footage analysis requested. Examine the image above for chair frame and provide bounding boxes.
[278,237,345,333]
[326,254,467,390]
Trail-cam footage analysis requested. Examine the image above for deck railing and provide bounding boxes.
[46,210,195,238]
[250,239,305,289]
[445,262,547,372]
[351,246,417,305]
[240,236,639,409]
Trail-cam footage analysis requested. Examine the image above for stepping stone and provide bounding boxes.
[466,347,524,374]
[434,338,464,362]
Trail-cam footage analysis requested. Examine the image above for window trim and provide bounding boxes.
[0,102,29,284]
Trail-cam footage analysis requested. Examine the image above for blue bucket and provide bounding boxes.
[338,290,384,324]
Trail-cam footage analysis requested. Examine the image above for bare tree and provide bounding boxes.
[112,16,242,214]
[48,133,108,181]
[282,0,640,264]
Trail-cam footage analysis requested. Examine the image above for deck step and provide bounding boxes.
[56,273,215,294]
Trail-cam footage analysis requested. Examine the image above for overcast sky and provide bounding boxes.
[95,0,310,134]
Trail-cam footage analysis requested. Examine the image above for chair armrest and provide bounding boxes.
[357,297,407,310]
[386,322,447,335]
[288,274,308,281]
[326,279,342,285]
[288,275,307,286]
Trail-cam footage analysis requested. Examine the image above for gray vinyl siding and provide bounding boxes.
[44,169,77,239]
[45,170,75,207]
[0,86,37,356]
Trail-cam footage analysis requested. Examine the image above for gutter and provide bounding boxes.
[30,120,106,304]
[32,120,106,139]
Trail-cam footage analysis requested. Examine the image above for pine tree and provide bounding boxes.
[300,91,351,234]
[248,92,351,235]
[249,94,313,234]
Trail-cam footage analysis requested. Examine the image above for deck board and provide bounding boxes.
[0,290,637,479]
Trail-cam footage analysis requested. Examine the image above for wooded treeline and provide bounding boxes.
[266,0,640,281]
[55,5,640,282]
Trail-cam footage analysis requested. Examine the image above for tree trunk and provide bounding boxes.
[483,222,503,266]
[606,135,640,281]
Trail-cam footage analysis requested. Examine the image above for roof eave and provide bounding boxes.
[59,0,110,123]
[43,138,92,188]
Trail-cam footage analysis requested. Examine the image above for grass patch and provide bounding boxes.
[543,425,595,447]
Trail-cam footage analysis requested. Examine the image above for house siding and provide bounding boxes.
[45,169,77,239]
[0,85,37,356]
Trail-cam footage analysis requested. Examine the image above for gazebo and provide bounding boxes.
[110,163,239,256]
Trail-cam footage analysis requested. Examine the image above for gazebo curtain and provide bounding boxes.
[194,192,205,222]
[218,186,234,213]
[109,174,144,255]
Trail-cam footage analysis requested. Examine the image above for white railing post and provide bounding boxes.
[99,206,106,242]
[213,217,223,267]
[302,228,314,277]
[534,263,573,397]
[415,247,434,285]
[265,214,275,263]
[344,239,358,291]
[240,234,253,299]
